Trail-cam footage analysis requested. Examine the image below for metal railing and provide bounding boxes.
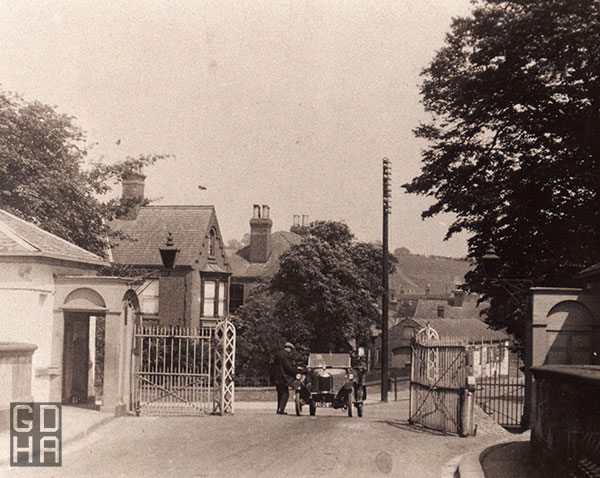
[132,325,214,416]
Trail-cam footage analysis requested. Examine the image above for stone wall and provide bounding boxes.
[531,365,600,478]
[0,342,37,430]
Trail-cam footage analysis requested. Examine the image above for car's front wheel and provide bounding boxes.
[295,391,302,416]
[347,389,354,417]
[309,402,316,416]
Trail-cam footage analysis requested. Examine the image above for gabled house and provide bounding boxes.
[226,205,304,313]
[0,208,139,415]
[372,290,502,373]
[110,172,231,327]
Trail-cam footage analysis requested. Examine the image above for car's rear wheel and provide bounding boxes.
[347,389,354,417]
[309,402,316,416]
[357,403,363,417]
[295,392,302,416]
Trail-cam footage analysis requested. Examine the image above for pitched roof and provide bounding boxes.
[0,209,107,266]
[412,318,508,342]
[413,295,482,321]
[227,230,303,279]
[110,206,218,267]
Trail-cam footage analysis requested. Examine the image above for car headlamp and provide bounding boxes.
[296,373,301,380]
[348,373,354,380]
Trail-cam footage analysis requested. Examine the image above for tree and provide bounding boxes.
[404,0,600,340]
[231,284,309,382]
[394,247,411,256]
[0,89,167,257]
[233,220,395,376]
[270,220,395,352]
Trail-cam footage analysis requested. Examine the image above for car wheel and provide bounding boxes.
[295,391,302,416]
[347,390,354,417]
[357,403,363,417]
[309,403,316,416]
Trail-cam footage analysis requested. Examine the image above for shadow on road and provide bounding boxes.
[378,419,451,436]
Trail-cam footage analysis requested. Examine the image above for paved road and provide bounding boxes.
[3,398,506,478]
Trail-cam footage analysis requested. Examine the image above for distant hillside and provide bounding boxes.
[390,250,472,295]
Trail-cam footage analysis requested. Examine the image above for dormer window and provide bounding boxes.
[208,228,216,257]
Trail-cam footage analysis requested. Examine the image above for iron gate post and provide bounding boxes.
[460,376,476,437]
[213,317,236,415]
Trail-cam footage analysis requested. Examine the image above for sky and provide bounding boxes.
[0,0,475,257]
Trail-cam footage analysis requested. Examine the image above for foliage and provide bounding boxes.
[270,220,396,353]
[404,0,600,341]
[0,89,168,257]
[233,221,396,376]
[230,284,306,380]
[307,220,355,247]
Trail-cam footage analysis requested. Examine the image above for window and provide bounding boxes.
[208,228,216,257]
[140,280,159,315]
[375,348,381,364]
[203,281,216,317]
[437,306,445,318]
[218,282,225,316]
[229,284,244,313]
[202,279,227,318]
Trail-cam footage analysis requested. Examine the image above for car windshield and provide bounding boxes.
[307,353,350,368]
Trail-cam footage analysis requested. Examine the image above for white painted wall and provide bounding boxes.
[0,262,55,401]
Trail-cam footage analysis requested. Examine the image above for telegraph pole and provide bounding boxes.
[381,157,391,402]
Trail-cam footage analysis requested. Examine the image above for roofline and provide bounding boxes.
[530,287,585,294]
[136,205,216,210]
[0,209,107,264]
[109,262,193,270]
[0,253,108,268]
[55,275,135,285]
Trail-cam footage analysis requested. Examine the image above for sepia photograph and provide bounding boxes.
[1,0,599,476]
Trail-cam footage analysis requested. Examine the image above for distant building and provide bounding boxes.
[226,206,305,313]
[372,290,505,373]
[110,172,231,327]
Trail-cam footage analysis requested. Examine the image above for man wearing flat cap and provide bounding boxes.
[271,342,296,414]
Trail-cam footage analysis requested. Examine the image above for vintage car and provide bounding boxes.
[292,351,367,417]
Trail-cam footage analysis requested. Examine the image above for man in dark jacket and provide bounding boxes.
[271,342,296,415]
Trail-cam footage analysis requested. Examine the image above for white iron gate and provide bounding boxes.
[131,319,235,416]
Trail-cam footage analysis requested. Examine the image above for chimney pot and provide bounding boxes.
[121,171,146,219]
[291,214,310,236]
[249,205,273,263]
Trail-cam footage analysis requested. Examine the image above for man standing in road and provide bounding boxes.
[271,342,296,415]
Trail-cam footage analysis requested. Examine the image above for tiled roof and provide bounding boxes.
[110,206,217,267]
[413,295,482,321]
[412,318,508,342]
[227,231,303,279]
[0,209,107,266]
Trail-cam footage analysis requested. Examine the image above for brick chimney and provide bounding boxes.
[249,205,272,263]
[452,288,465,308]
[290,214,309,236]
[121,170,146,219]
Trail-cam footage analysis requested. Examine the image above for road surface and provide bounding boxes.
[3,397,506,478]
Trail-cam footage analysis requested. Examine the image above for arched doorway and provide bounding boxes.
[545,301,596,365]
[62,288,107,406]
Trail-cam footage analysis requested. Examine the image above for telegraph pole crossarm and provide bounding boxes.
[381,157,392,402]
